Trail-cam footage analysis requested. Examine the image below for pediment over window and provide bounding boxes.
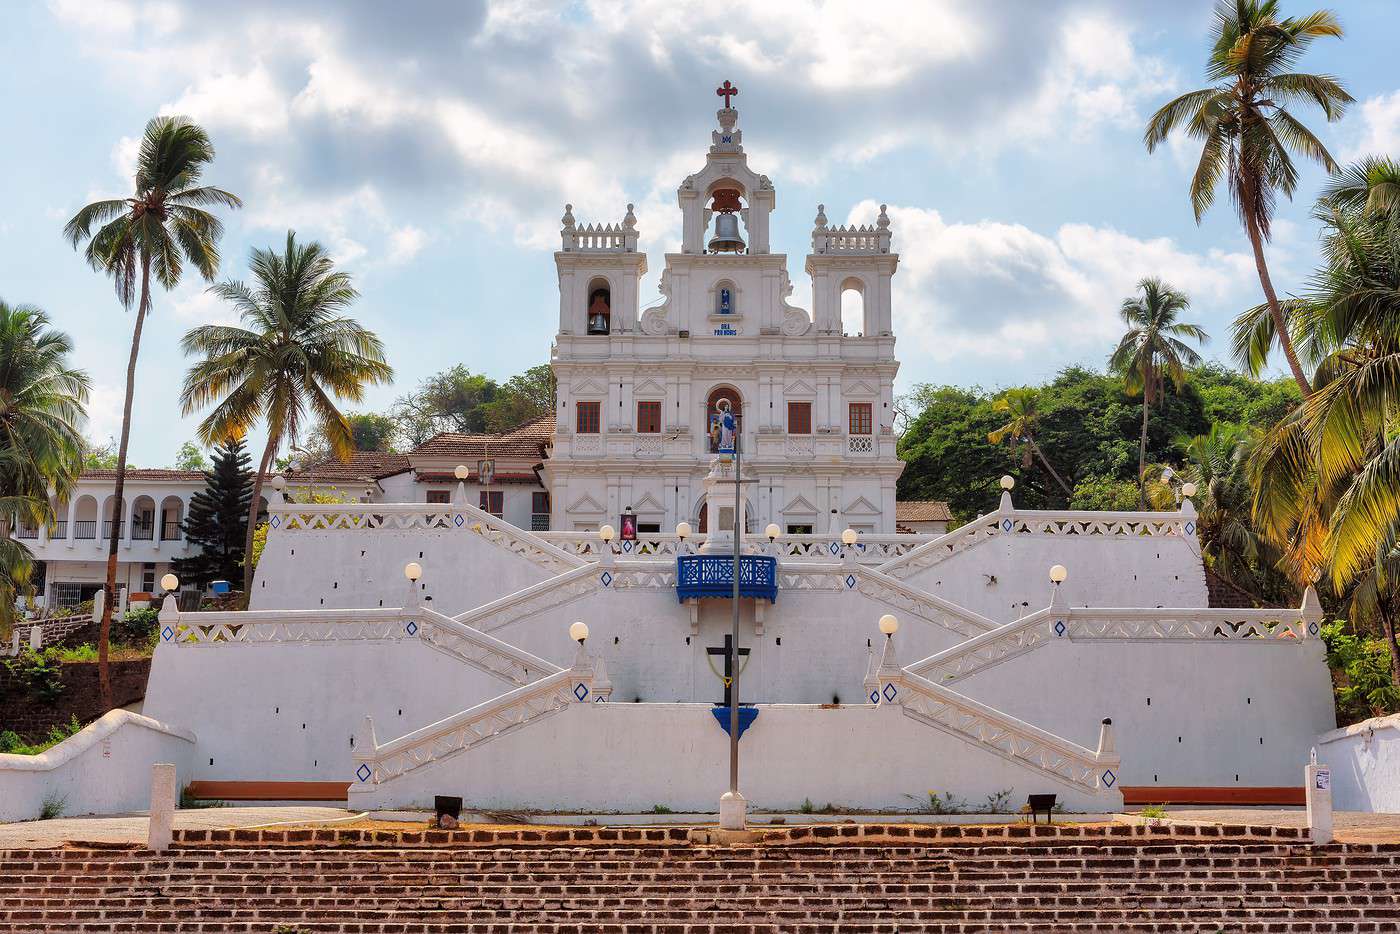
[782,494,818,517]
[631,492,665,515]
[572,378,608,396]
[842,495,881,517]
[634,378,668,397]
[568,493,607,516]
[784,379,817,396]
[844,380,878,397]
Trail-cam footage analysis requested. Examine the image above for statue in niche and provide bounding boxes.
[718,286,734,316]
[710,398,737,455]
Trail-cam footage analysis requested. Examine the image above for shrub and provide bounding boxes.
[1322,621,1400,722]
[39,791,67,820]
[0,730,23,753]
[1140,804,1168,820]
[3,649,65,704]
[117,607,160,645]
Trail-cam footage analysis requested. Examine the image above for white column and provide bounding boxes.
[1306,752,1333,845]
[147,762,177,852]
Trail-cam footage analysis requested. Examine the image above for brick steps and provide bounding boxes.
[2,840,1398,932]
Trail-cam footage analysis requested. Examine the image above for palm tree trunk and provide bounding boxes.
[1138,392,1149,511]
[1031,442,1074,500]
[1379,595,1400,698]
[241,432,278,600]
[99,255,150,711]
[1243,209,1312,398]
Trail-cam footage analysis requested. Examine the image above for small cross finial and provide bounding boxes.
[716,80,739,108]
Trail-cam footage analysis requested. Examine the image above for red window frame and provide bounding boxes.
[479,491,504,516]
[576,401,601,434]
[787,401,812,435]
[532,491,550,514]
[849,402,873,435]
[637,400,662,433]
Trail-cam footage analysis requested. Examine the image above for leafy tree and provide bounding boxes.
[347,413,398,451]
[63,115,240,709]
[1069,476,1140,512]
[180,231,393,595]
[896,386,1009,522]
[1144,0,1351,396]
[171,438,252,588]
[987,387,1073,501]
[174,441,208,471]
[1108,278,1207,508]
[480,364,556,433]
[82,440,121,470]
[392,365,498,444]
[0,302,90,632]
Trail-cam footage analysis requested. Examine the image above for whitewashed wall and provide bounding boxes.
[1317,713,1400,813]
[0,710,195,822]
[348,703,1120,813]
[954,638,1333,788]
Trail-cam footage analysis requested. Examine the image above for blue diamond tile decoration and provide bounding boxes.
[882,683,898,702]
[454,513,465,527]
[405,620,418,636]
[622,541,632,553]
[829,541,840,555]
[600,571,613,588]
[1308,621,1320,636]
[356,763,372,783]
[573,683,590,702]
[845,574,856,589]
[1101,768,1116,788]
[161,626,174,642]
[1054,620,1066,637]
[269,514,280,529]
[1001,517,1013,532]
[1185,521,1196,535]
[870,689,880,705]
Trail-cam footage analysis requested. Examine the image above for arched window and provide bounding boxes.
[586,278,611,335]
[706,386,743,453]
[840,276,866,337]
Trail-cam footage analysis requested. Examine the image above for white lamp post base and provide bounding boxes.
[719,790,748,830]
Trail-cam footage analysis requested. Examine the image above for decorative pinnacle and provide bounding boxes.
[814,204,827,227]
[623,203,637,230]
[561,203,575,229]
[877,204,890,228]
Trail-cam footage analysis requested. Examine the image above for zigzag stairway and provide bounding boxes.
[3,824,1398,932]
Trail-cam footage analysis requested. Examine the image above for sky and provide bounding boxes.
[2,0,1399,467]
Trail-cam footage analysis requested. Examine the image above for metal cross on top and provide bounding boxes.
[716,80,739,108]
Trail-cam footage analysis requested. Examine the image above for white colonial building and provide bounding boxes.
[545,98,902,536]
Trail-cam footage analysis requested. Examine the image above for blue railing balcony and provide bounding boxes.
[676,554,778,603]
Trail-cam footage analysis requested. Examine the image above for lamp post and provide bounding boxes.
[725,432,743,827]
[765,523,780,556]
[676,521,691,556]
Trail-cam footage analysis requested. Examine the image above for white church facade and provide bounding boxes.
[0,86,1339,823]
[546,94,902,536]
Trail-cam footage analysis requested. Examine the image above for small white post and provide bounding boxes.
[28,625,42,651]
[1300,585,1324,639]
[158,592,179,642]
[92,588,106,626]
[118,587,128,616]
[148,762,178,852]
[1306,748,1333,845]
[1096,718,1116,758]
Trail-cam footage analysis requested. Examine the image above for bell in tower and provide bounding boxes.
[707,188,746,254]
[586,287,611,335]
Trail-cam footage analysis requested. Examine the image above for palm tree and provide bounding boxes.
[1144,0,1352,397]
[0,301,90,632]
[987,387,1073,501]
[1109,278,1207,509]
[63,116,240,708]
[1249,159,1400,591]
[180,231,393,596]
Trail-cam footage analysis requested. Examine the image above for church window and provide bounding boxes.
[849,402,873,435]
[786,524,814,535]
[586,281,611,335]
[532,492,550,514]
[637,400,662,433]
[576,401,601,433]
[426,490,451,504]
[787,401,812,435]
[479,491,504,517]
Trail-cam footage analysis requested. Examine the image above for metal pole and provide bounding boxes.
[729,433,741,795]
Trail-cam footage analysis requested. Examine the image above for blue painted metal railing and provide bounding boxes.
[676,554,778,603]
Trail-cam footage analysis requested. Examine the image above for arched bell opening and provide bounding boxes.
[706,185,748,254]
[840,276,867,337]
[586,277,611,335]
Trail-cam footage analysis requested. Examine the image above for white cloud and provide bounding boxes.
[110,135,139,185]
[162,63,290,136]
[166,278,238,326]
[1348,89,1400,160]
[386,226,428,265]
[82,382,126,444]
[847,201,1253,370]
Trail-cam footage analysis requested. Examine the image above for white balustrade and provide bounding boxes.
[785,436,814,458]
[847,434,875,455]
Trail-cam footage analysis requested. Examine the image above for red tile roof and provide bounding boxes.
[412,415,555,458]
[286,451,412,484]
[895,500,952,522]
[80,468,207,482]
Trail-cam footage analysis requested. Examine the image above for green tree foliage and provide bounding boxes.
[174,441,208,471]
[1322,622,1400,721]
[171,438,252,588]
[391,362,555,445]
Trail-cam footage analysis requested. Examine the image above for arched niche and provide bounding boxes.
[586,276,612,335]
[840,275,868,337]
[705,385,743,454]
[709,278,741,317]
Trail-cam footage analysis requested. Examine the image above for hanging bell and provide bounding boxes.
[707,212,746,253]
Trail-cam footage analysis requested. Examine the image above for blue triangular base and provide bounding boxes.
[711,706,759,740]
